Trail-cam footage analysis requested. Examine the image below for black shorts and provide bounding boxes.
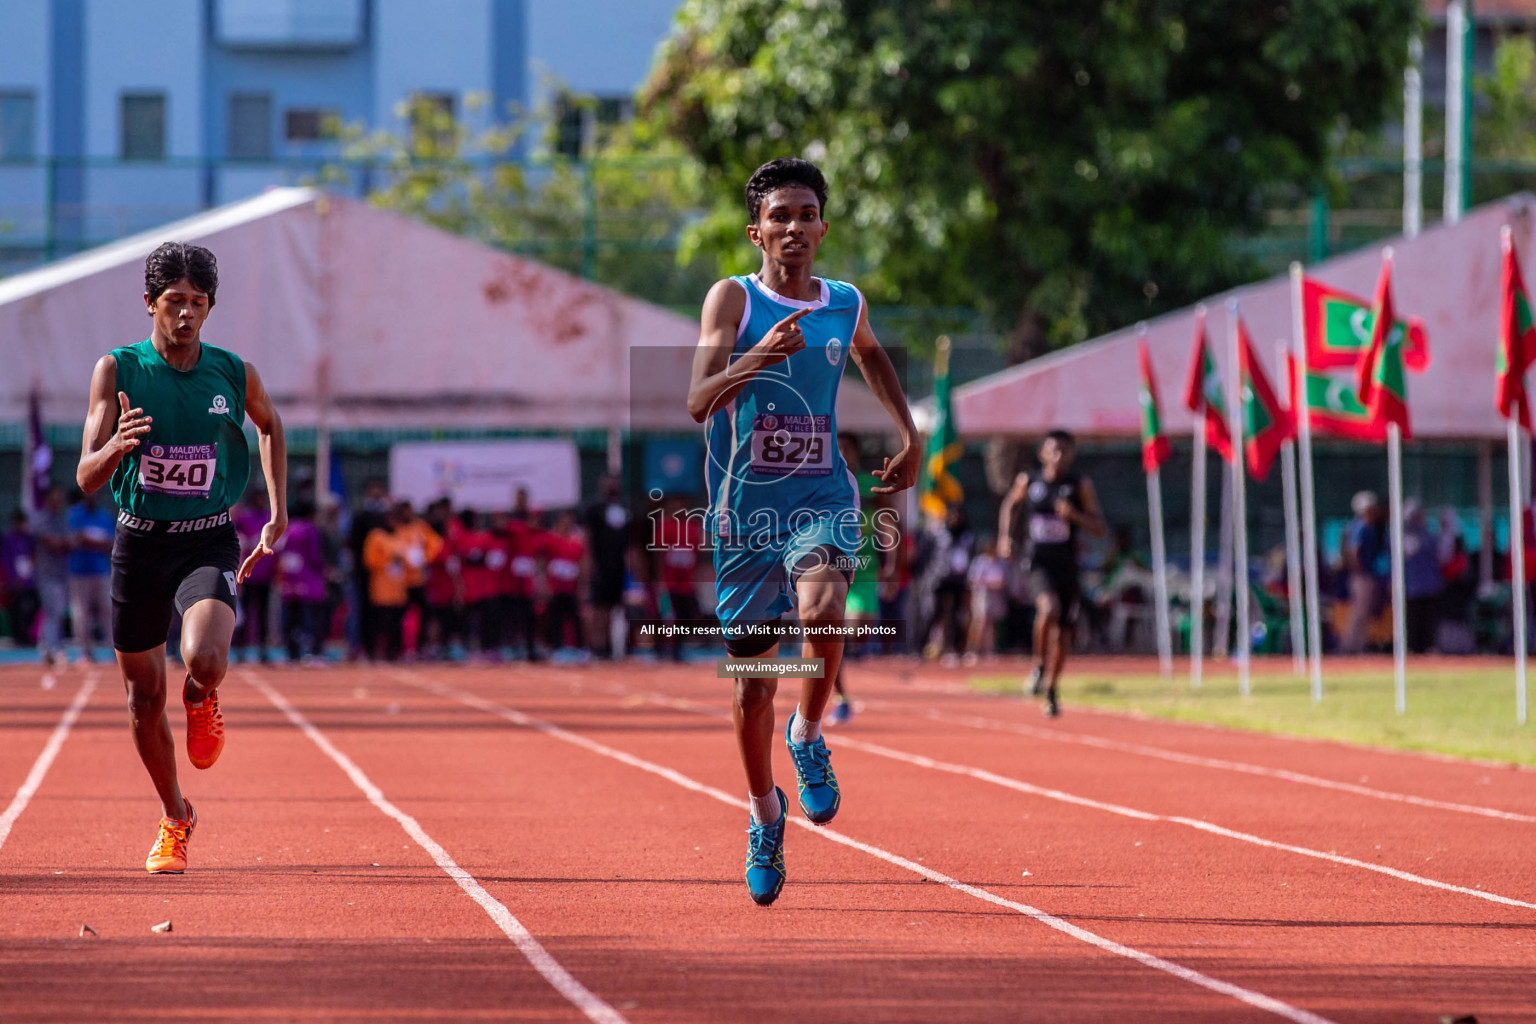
[1027,560,1081,627]
[111,512,241,654]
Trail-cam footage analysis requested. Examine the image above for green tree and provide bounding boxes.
[326,93,718,307]
[645,0,1419,358]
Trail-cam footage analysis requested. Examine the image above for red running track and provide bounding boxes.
[0,658,1532,1023]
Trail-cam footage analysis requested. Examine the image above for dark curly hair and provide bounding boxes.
[145,242,218,306]
[745,157,828,222]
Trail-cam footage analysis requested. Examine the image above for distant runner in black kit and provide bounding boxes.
[998,430,1104,717]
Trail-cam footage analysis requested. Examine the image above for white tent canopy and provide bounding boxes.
[0,187,897,435]
[951,194,1536,440]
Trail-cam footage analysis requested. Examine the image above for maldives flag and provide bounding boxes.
[1355,255,1412,440]
[1181,309,1234,461]
[1302,276,1429,372]
[1138,338,1172,474]
[1497,239,1536,431]
[1237,319,1293,480]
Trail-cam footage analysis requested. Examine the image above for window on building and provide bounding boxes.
[121,92,166,160]
[285,107,338,142]
[0,92,36,159]
[554,93,633,159]
[406,92,456,150]
[228,92,272,159]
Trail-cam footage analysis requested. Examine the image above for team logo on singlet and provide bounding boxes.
[208,394,228,415]
[826,337,842,365]
[1028,481,1049,502]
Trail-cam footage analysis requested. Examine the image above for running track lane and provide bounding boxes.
[417,664,1534,1023]
[0,665,621,1022]
[0,672,98,855]
[255,666,1338,1023]
[627,687,1536,913]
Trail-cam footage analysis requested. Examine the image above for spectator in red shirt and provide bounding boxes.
[543,510,587,653]
[655,495,706,662]
[422,498,462,659]
[454,510,505,660]
[502,509,545,662]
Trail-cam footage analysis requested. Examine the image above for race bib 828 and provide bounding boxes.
[139,443,218,499]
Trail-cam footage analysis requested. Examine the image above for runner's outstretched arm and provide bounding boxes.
[997,473,1028,559]
[77,355,152,494]
[688,279,813,423]
[239,361,288,581]
[847,301,919,494]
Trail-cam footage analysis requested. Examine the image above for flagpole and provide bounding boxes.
[1227,299,1252,697]
[1138,325,1174,680]
[1505,224,1530,726]
[1148,466,1173,680]
[1214,462,1233,659]
[1190,404,1207,690]
[1277,341,1306,677]
[1291,263,1325,701]
[1509,414,1529,725]
[1387,421,1409,714]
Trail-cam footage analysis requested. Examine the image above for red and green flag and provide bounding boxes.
[1236,318,1294,481]
[1181,309,1234,461]
[1497,237,1536,431]
[1354,255,1412,440]
[919,337,964,518]
[1302,276,1429,372]
[1138,338,1172,474]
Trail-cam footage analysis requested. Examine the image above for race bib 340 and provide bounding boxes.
[139,444,218,499]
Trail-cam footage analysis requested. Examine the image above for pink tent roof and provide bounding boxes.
[952,194,1536,441]
[0,188,897,434]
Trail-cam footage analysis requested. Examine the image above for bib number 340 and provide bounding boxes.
[140,443,218,499]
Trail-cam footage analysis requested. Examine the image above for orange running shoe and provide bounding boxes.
[145,802,196,874]
[184,683,225,769]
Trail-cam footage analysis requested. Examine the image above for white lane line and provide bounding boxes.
[638,691,1536,913]
[244,672,628,1024]
[396,672,1337,1024]
[867,700,1536,824]
[0,673,97,854]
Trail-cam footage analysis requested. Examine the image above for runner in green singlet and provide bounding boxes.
[76,242,287,874]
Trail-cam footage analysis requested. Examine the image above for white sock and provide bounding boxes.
[749,788,782,824]
[790,706,821,745]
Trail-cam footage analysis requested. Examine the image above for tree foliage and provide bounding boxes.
[326,94,717,306]
[645,0,1419,356]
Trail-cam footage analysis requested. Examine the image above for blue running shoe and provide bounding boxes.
[745,786,788,906]
[785,711,841,824]
[827,700,852,726]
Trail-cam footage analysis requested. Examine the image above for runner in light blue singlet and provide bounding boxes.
[706,272,864,631]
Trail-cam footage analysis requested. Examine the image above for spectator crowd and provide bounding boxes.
[0,471,1525,666]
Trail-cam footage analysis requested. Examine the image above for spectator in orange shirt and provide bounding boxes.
[362,508,410,661]
[392,501,442,655]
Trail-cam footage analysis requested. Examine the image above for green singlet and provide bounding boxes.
[109,339,249,521]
